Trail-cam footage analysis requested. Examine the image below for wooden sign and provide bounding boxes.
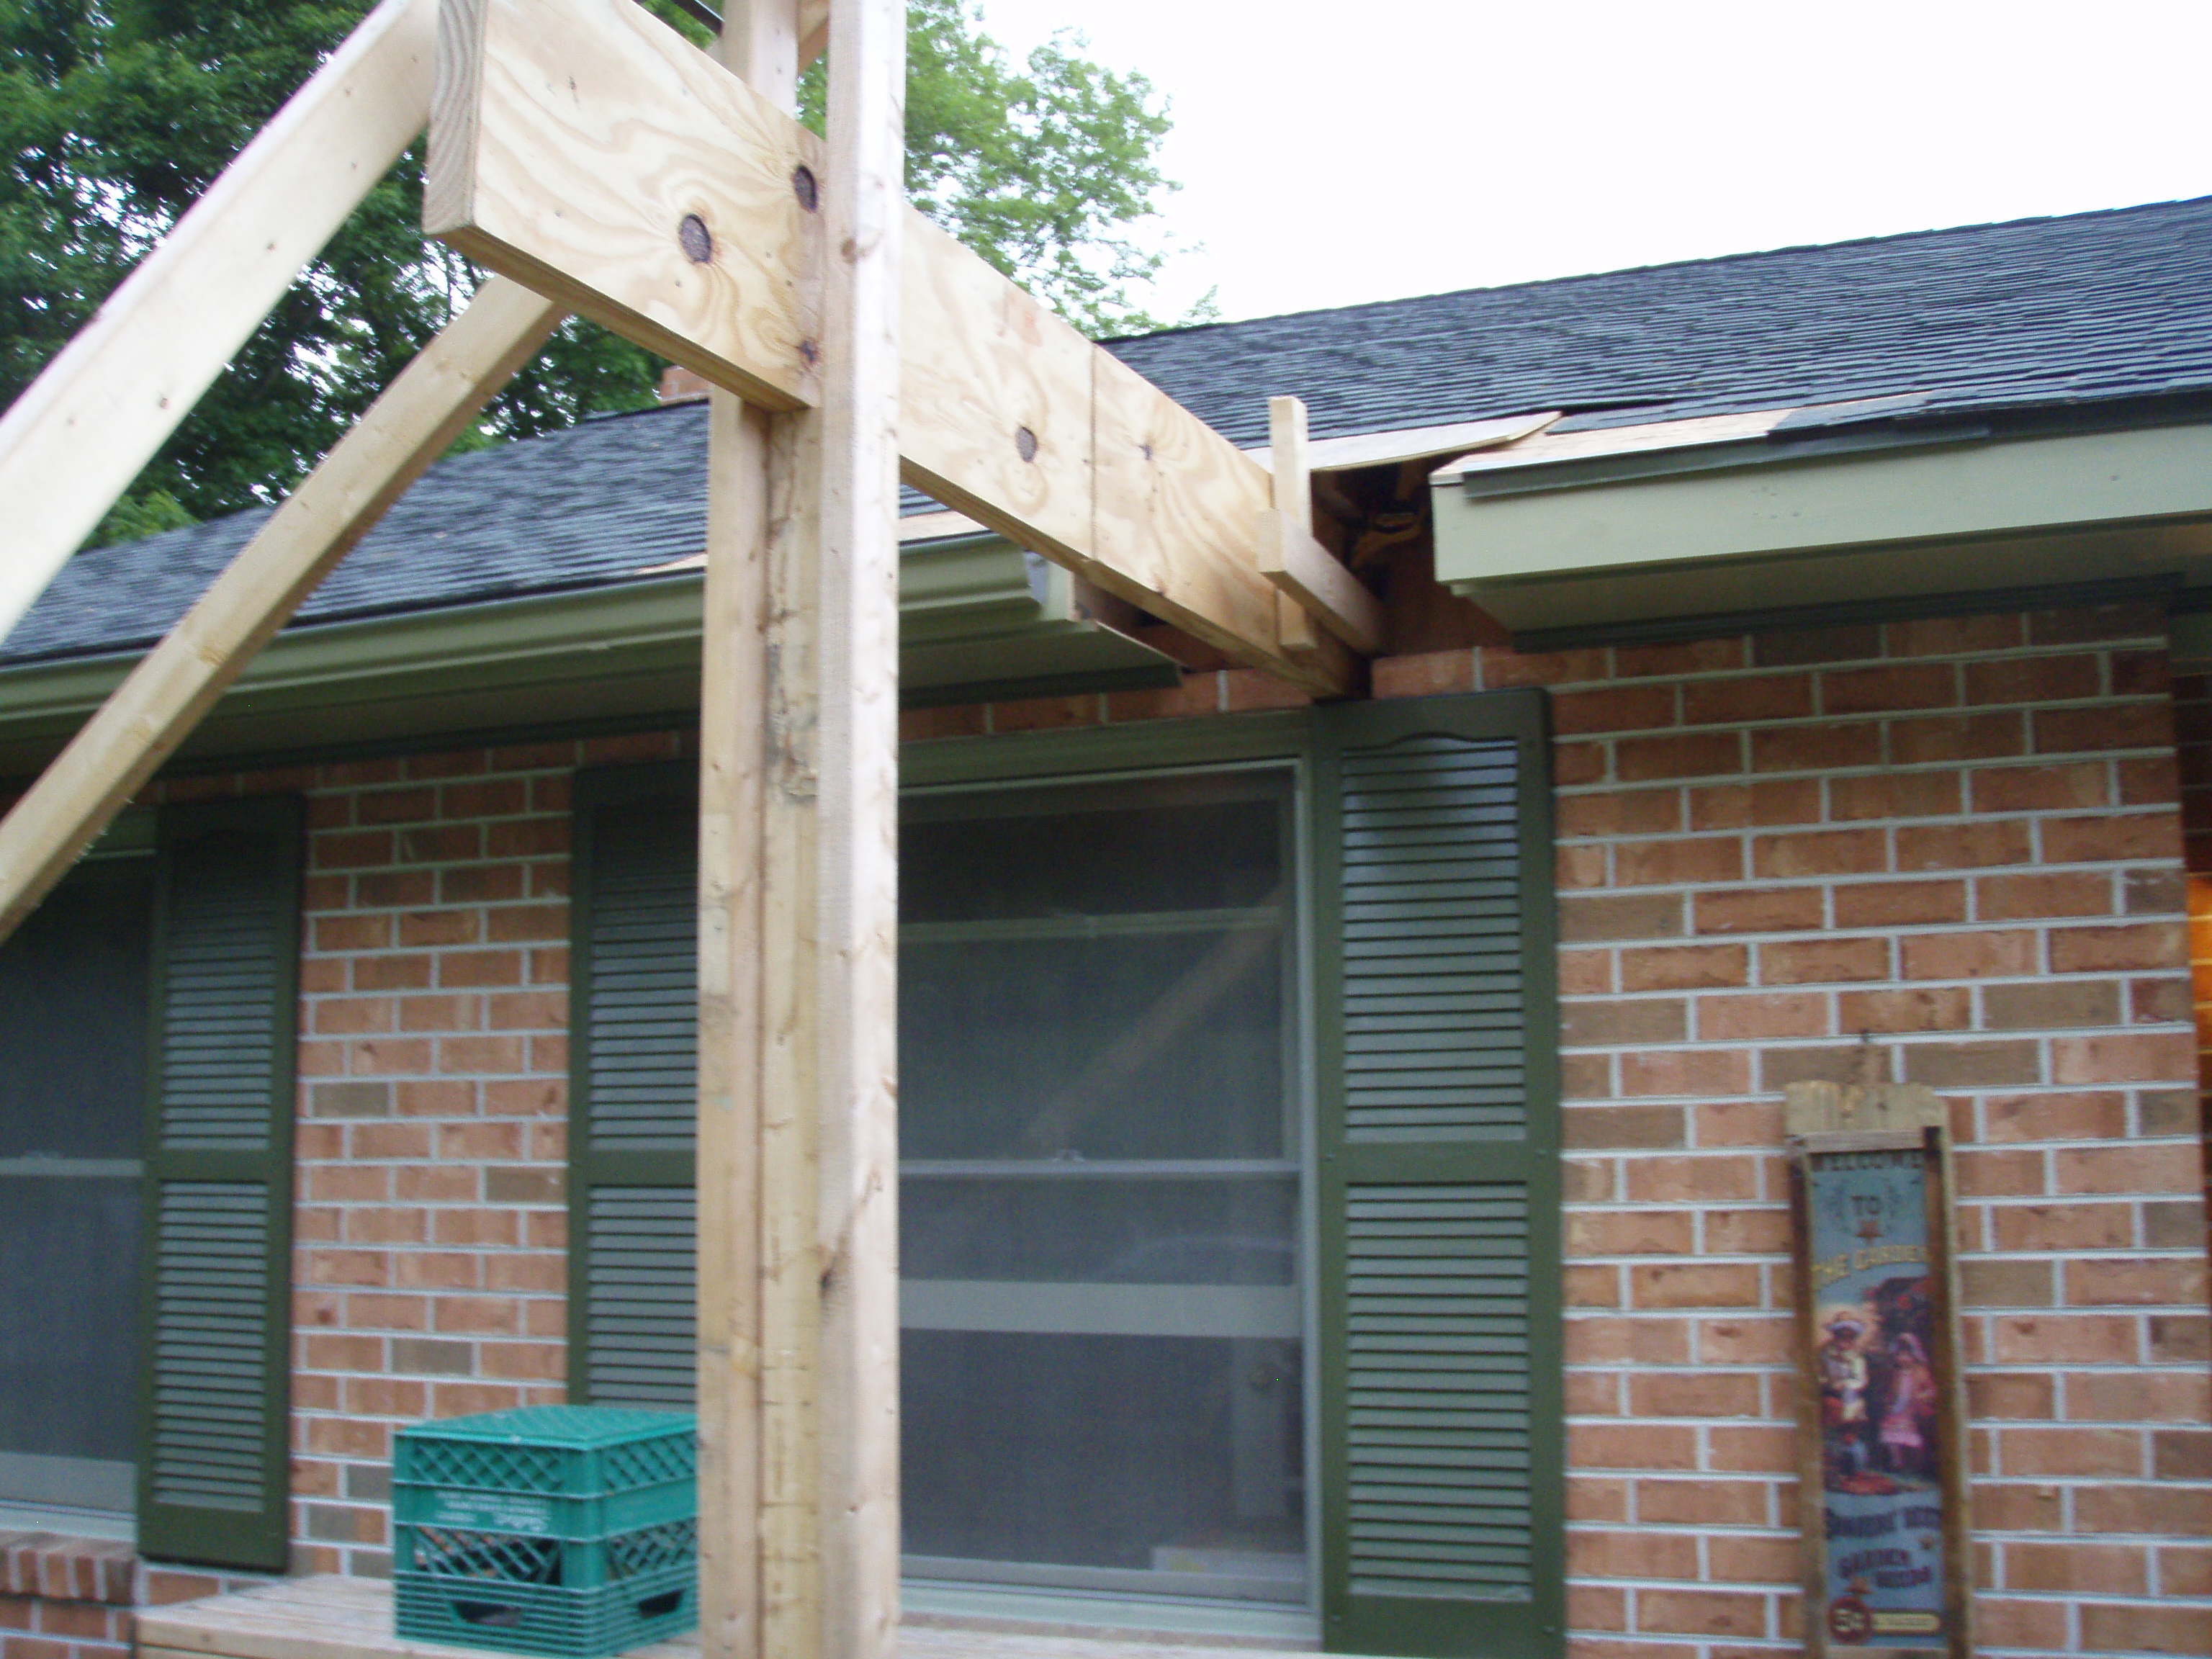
[1784,1080,1973,1658]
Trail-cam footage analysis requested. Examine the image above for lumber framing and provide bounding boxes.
[0,0,440,643]
[692,0,902,1655]
[426,0,1352,695]
[0,278,564,951]
[811,1,907,1650]
[427,0,822,411]
[2,6,1402,1649]
[1259,395,1385,655]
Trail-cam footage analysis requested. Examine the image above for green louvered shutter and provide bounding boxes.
[1313,691,1563,1659]
[570,766,698,1408]
[138,796,302,1571]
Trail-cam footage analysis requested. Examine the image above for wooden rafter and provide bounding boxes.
[426,0,1354,694]
[0,0,440,642]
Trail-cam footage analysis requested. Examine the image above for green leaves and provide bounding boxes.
[806,0,1210,338]
[1,0,1203,551]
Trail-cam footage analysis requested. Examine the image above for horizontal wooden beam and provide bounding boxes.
[428,0,823,410]
[0,0,439,645]
[0,279,564,950]
[429,0,1349,695]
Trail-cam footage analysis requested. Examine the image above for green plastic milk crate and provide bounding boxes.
[392,1406,698,1658]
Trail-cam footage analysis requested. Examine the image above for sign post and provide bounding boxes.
[1785,1077,1974,1658]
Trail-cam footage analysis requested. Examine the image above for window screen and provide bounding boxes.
[0,858,153,1517]
[899,769,1306,1603]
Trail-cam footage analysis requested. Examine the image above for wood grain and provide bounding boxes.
[1092,351,1348,693]
[693,15,813,1656]
[757,382,825,1659]
[0,277,561,950]
[428,0,823,410]
[814,0,908,1652]
[135,1577,1323,1659]
[427,0,1341,691]
[898,212,1094,565]
[1429,406,1789,483]
[696,383,770,1659]
[1306,410,1559,474]
[0,0,437,642]
[1256,508,1386,657]
[796,0,829,65]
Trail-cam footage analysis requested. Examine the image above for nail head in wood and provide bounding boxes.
[679,213,714,264]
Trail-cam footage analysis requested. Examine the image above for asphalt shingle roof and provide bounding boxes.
[9,195,2210,666]
[1108,196,2212,446]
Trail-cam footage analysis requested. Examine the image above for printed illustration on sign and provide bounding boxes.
[1808,1147,1946,1647]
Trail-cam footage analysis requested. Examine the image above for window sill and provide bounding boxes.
[0,1528,137,1605]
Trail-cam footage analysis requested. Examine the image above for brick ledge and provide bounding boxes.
[0,1530,135,1605]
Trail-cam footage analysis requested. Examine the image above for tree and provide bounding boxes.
[806,0,1209,338]
[0,0,1205,547]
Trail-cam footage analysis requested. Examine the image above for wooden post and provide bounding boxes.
[0,276,562,949]
[696,7,804,1656]
[696,1,899,1655]
[696,373,772,1659]
[814,1,905,1654]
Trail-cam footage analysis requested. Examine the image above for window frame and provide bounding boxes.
[567,695,1563,1655]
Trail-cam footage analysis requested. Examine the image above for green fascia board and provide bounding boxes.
[0,534,1178,774]
[1434,419,2212,636]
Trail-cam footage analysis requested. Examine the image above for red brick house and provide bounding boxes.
[2,198,2209,1659]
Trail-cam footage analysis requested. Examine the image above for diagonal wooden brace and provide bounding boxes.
[0,279,565,950]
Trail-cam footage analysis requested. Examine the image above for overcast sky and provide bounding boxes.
[968,0,2212,326]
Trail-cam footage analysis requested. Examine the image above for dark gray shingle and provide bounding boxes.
[10,195,2209,665]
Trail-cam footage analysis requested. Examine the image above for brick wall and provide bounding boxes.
[914,602,2212,1656]
[155,733,683,1578]
[5,603,2206,1657]
[280,734,705,1573]
[2170,663,2212,1240]
[1388,605,2211,1659]
[0,1537,259,1659]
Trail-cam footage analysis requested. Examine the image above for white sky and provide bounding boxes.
[968,0,2212,326]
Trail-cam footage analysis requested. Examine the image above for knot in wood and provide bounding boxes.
[791,165,819,212]
[1014,426,1039,463]
[678,213,713,264]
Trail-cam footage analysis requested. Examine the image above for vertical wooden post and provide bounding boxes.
[699,4,902,1657]
[696,9,815,1659]
[815,0,906,1653]
[1267,393,1330,660]
[1269,394,1313,537]
[696,378,771,1659]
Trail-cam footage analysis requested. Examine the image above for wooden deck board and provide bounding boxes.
[134,1577,1319,1659]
